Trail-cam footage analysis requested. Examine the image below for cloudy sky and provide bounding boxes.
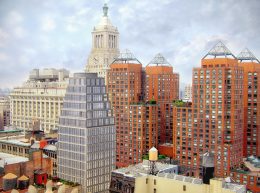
[0,0,260,89]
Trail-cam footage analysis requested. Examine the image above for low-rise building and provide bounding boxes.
[230,157,260,193]
[31,140,57,177]
[109,161,246,193]
[0,136,31,158]
[0,151,52,189]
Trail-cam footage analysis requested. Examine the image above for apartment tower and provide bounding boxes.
[145,54,179,144]
[107,50,143,167]
[173,42,244,177]
[57,73,116,193]
[107,51,179,167]
[237,48,260,157]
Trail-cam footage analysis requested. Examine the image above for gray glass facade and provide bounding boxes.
[57,73,116,193]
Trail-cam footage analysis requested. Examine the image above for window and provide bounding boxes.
[154,179,156,185]
[183,185,186,191]
[146,178,148,184]
[154,188,156,193]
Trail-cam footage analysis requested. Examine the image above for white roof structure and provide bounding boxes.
[31,141,40,149]
[44,144,57,152]
[147,53,171,66]
[237,48,260,63]
[0,139,31,147]
[203,41,236,59]
[113,160,178,178]
[0,152,29,167]
[113,49,141,64]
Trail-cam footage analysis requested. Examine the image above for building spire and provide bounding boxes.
[103,3,108,17]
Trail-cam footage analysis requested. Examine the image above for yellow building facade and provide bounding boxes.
[110,161,246,193]
[135,175,245,193]
[10,68,69,133]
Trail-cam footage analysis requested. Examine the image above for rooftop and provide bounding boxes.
[113,160,178,178]
[0,128,23,134]
[43,144,57,152]
[237,48,260,63]
[218,178,246,193]
[147,53,171,67]
[0,152,29,167]
[231,157,260,176]
[157,172,203,185]
[203,41,236,59]
[29,68,69,81]
[0,136,31,147]
[112,49,141,64]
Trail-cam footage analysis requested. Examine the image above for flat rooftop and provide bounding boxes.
[0,152,29,167]
[113,160,178,178]
[0,135,31,147]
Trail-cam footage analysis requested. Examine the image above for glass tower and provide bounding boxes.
[57,73,116,193]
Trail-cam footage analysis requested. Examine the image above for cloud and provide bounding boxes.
[41,16,56,32]
[13,26,27,38]
[0,0,259,89]
[0,52,9,62]
[6,10,24,25]
[0,28,9,47]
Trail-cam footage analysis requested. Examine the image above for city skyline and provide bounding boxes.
[0,0,260,88]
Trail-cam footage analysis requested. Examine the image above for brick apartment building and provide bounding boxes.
[173,42,244,177]
[107,51,179,167]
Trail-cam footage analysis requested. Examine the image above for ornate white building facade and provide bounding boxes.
[86,4,120,81]
[9,68,69,133]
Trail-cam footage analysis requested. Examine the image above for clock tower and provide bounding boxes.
[86,4,120,81]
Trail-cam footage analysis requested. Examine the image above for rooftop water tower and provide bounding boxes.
[201,152,214,184]
[149,147,158,175]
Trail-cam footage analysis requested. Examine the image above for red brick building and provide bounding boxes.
[107,51,179,167]
[173,42,244,177]
[237,48,260,158]
[0,150,52,189]
[230,158,260,193]
[107,51,143,167]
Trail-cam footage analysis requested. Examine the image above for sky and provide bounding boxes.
[0,0,260,89]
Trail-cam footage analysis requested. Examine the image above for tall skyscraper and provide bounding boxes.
[107,50,143,167]
[173,42,244,177]
[57,73,116,193]
[86,4,120,80]
[107,51,179,168]
[145,54,179,144]
[237,48,260,157]
[10,68,69,133]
